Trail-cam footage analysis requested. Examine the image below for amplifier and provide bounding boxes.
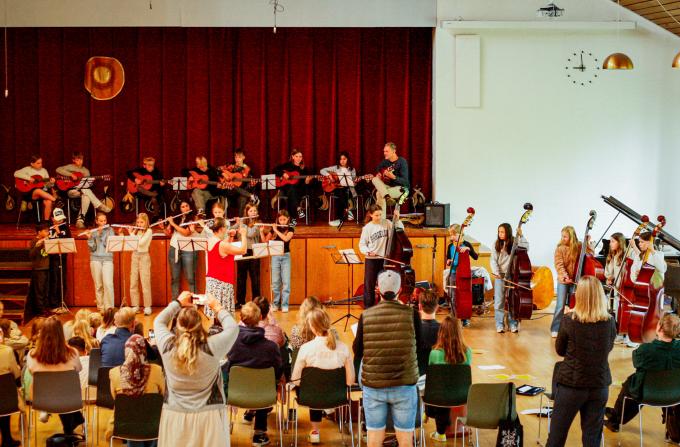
[424,203,450,228]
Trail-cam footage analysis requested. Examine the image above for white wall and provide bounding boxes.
[434,0,680,268]
[4,0,436,27]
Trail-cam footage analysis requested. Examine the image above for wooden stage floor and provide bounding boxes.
[12,303,668,447]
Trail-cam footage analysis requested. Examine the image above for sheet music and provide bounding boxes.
[75,177,95,190]
[269,240,284,256]
[172,177,188,191]
[338,248,361,264]
[261,174,276,190]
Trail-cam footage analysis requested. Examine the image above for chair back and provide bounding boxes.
[465,383,516,430]
[33,370,83,414]
[641,369,680,406]
[298,367,347,410]
[88,348,102,387]
[227,366,276,409]
[96,366,115,409]
[112,393,163,440]
[423,364,471,407]
[0,373,19,416]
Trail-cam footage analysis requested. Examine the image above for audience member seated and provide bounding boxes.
[88,312,103,337]
[0,302,28,353]
[227,302,283,447]
[291,308,355,444]
[66,337,89,393]
[604,313,680,432]
[154,292,238,447]
[96,308,117,342]
[25,316,85,435]
[353,270,421,447]
[106,334,165,447]
[253,296,286,347]
[290,296,322,350]
[101,307,136,367]
[546,276,616,447]
[417,290,440,376]
[425,316,472,442]
[0,326,21,447]
[71,319,100,351]
[133,321,160,363]
[63,308,91,340]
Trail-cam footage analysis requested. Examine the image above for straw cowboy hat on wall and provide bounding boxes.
[84,56,125,100]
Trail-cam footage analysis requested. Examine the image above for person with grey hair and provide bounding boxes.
[353,270,422,447]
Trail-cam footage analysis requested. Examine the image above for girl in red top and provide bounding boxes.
[205,217,247,315]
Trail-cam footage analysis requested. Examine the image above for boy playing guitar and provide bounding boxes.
[13,155,57,221]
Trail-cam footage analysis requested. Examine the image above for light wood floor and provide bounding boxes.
[12,302,671,447]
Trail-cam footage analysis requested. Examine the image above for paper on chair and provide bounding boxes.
[478,364,506,370]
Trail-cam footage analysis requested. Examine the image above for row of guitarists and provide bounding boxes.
[11,145,413,225]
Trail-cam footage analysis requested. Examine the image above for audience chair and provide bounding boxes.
[28,370,86,447]
[227,366,283,446]
[93,366,114,446]
[620,369,680,447]
[455,382,516,447]
[16,199,41,229]
[294,367,354,447]
[0,372,24,447]
[420,364,472,445]
[109,393,163,447]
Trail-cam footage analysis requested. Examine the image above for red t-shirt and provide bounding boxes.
[207,238,235,284]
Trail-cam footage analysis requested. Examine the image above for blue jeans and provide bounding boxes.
[168,246,196,298]
[551,283,574,333]
[362,385,418,432]
[494,278,518,329]
[271,253,291,309]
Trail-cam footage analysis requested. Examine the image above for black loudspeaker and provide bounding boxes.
[424,203,450,228]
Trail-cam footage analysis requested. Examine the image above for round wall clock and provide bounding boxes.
[565,51,600,86]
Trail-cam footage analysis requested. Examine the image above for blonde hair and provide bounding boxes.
[136,213,150,230]
[74,308,91,323]
[572,276,611,323]
[172,308,207,376]
[307,308,336,350]
[72,319,99,352]
[297,296,322,342]
[559,226,581,262]
[240,302,261,327]
[143,157,155,164]
[115,307,137,328]
[88,312,103,333]
[449,224,461,235]
[659,313,680,339]
[195,156,208,169]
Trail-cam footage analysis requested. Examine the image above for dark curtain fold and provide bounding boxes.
[0,27,432,222]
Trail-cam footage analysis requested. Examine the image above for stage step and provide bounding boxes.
[0,248,31,324]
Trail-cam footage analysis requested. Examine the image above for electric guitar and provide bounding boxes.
[55,173,112,191]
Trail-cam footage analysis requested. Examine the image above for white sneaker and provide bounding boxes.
[132,306,140,314]
[282,307,289,313]
[510,324,519,333]
[39,411,51,423]
[308,430,320,444]
[144,307,152,316]
[551,331,558,338]
[496,327,505,334]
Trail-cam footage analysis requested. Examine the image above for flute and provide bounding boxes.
[77,224,111,237]
[111,224,146,231]
[150,210,192,228]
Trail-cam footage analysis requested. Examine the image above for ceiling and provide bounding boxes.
[620,0,680,37]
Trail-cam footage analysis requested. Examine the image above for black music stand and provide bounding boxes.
[331,248,363,331]
[44,238,76,315]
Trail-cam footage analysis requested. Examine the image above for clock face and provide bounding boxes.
[565,50,601,86]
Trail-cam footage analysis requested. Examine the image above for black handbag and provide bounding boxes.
[496,382,523,447]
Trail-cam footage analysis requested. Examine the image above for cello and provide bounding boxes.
[446,208,475,320]
[568,210,605,308]
[626,216,667,343]
[383,209,416,302]
[504,203,534,322]
[614,216,650,335]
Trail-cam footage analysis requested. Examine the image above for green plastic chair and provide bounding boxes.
[456,382,516,447]
[294,367,354,447]
[110,393,163,446]
[227,366,282,446]
[620,369,680,447]
[420,364,471,445]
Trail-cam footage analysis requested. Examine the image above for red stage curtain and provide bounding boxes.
[0,28,432,221]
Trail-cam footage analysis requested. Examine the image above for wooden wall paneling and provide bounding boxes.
[351,239,365,297]
[117,240,169,307]
[305,238,355,301]
[288,239,306,305]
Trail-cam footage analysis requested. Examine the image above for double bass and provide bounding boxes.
[383,210,416,302]
[615,216,650,335]
[626,216,666,343]
[568,210,605,308]
[447,208,475,320]
[504,203,534,321]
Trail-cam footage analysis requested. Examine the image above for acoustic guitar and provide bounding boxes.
[14,175,53,193]
[126,173,166,194]
[55,173,112,191]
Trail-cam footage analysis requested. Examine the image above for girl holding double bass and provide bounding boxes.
[444,224,478,327]
[630,231,667,283]
[491,223,529,334]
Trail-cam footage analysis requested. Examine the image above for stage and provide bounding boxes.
[0,222,490,309]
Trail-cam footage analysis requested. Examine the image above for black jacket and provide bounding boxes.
[555,314,616,388]
[227,325,283,379]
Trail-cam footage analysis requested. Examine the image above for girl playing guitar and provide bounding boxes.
[320,151,361,226]
[274,149,314,226]
[13,155,57,221]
